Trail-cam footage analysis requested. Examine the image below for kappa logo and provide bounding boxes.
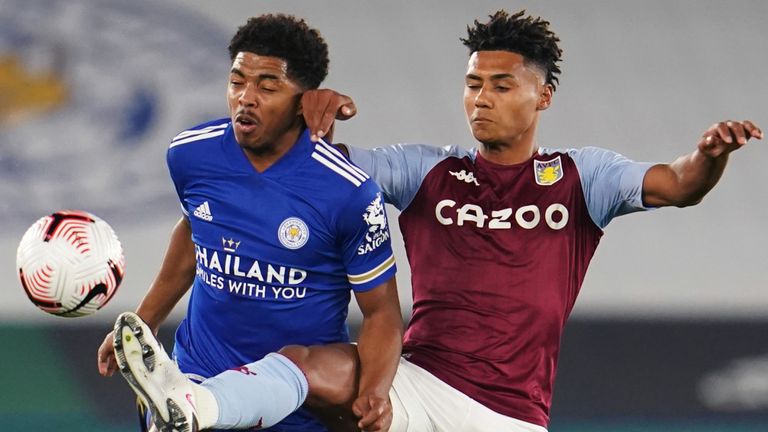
[193,201,213,221]
[534,156,564,186]
[449,170,480,186]
[358,193,390,255]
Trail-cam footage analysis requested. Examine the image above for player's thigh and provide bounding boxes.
[387,358,435,432]
[462,402,548,432]
[393,358,548,432]
[394,358,477,431]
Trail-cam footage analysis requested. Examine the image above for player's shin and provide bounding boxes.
[200,353,309,428]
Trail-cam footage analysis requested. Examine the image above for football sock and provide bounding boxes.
[200,353,309,429]
[183,382,217,429]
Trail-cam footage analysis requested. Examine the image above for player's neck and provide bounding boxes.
[477,125,538,165]
[243,127,302,173]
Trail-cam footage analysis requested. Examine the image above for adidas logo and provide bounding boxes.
[193,201,213,221]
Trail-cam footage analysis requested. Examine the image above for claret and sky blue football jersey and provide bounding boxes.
[166,119,396,383]
[349,143,652,428]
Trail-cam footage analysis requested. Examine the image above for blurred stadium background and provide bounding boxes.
[1,0,766,430]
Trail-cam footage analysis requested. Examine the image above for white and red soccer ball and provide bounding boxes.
[16,210,125,317]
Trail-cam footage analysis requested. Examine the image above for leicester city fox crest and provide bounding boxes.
[278,217,310,250]
[534,156,564,186]
[357,193,390,255]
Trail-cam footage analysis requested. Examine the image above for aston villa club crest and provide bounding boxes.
[534,156,564,186]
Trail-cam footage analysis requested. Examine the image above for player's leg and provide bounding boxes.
[199,342,363,430]
[113,312,307,431]
[279,345,424,432]
[290,350,435,432]
[393,358,547,432]
[462,401,548,432]
[204,342,408,432]
[385,357,435,432]
[277,344,361,431]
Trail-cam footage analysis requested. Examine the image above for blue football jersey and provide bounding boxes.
[165,120,396,430]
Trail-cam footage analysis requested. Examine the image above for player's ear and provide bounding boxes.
[296,87,310,117]
[537,84,553,111]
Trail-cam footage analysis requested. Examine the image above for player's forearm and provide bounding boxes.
[644,120,762,208]
[135,217,196,332]
[356,308,403,398]
[665,149,728,207]
[643,149,729,208]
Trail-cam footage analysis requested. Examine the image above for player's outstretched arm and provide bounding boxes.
[352,277,403,432]
[642,120,763,208]
[300,89,357,142]
[97,217,197,376]
[133,216,197,330]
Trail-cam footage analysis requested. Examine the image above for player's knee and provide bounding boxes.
[277,345,312,370]
[278,344,358,407]
[278,344,327,400]
[277,345,327,403]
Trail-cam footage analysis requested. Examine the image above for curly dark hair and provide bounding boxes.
[228,14,329,89]
[461,10,562,91]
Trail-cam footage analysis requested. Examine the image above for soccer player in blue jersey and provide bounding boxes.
[96,14,402,432]
[139,9,763,432]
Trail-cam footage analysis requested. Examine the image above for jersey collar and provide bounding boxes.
[225,126,314,177]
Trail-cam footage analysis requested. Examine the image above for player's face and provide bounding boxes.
[227,52,304,153]
[464,51,551,147]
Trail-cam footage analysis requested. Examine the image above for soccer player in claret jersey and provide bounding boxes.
[96,14,402,432]
[300,9,762,432]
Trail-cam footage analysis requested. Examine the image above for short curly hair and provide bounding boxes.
[228,14,329,89]
[461,10,562,91]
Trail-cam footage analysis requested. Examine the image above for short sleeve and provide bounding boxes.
[347,144,471,211]
[566,146,655,229]
[166,145,189,217]
[336,180,397,292]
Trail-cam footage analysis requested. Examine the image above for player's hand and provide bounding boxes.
[300,89,357,142]
[352,393,392,432]
[97,330,118,377]
[698,120,762,158]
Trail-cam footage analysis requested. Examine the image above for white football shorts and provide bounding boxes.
[388,357,548,432]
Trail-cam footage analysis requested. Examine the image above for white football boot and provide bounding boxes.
[113,312,200,432]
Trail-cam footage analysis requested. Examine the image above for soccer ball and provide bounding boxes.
[16,210,125,317]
